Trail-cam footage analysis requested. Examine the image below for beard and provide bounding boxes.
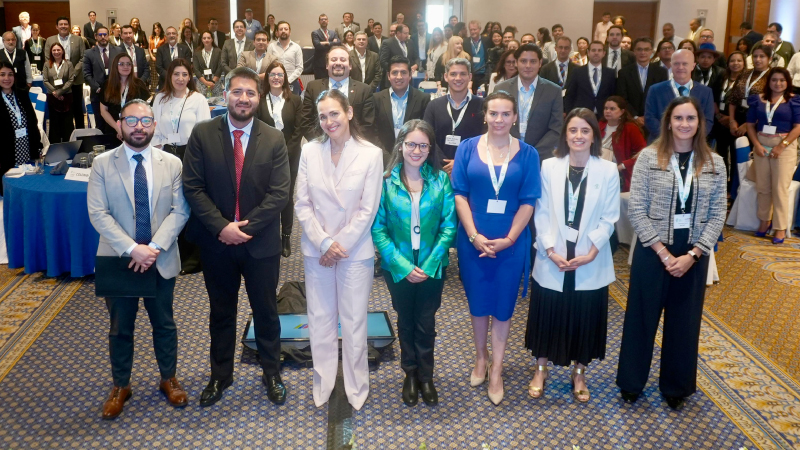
[228,101,256,123]
[121,127,155,149]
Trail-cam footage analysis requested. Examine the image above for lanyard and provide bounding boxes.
[3,93,22,127]
[745,70,766,98]
[266,94,284,130]
[53,61,63,78]
[765,97,784,125]
[670,152,694,213]
[446,98,469,134]
[170,94,188,134]
[670,80,693,98]
[121,83,129,106]
[567,161,589,225]
[472,39,482,55]
[485,135,513,199]
[4,49,15,65]
[720,78,735,101]
[700,69,711,86]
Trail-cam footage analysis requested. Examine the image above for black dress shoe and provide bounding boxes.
[281,234,292,258]
[199,378,232,407]
[419,380,438,406]
[665,396,686,410]
[402,375,419,406]
[620,390,640,403]
[262,374,287,405]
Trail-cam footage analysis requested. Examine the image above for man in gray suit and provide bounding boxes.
[45,17,86,129]
[350,31,381,90]
[87,99,190,420]
[335,12,360,38]
[221,20,254,76]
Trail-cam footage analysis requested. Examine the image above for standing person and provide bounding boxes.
[526,108,619,403]
[195,32,223,97]
[739,22,763,48]
[716,51,746,182]
[365,19,375,38]
[243,9,263,41]
[541,36,578,98]
[617,96,726,410]
[426,28,448,82]
[182,67,290,407]
[594,12,613,44]
[156,27,191,89]
[336,12,360,38]
[119,25,151,84]
[72,26,91,50]
[599,96,646,191]
[564,40,616,117]
[487,49,516,94]
[380,24,419,90]
[451,91,541,405]
[432,36,468,88]
[42,43,76,143]
[83,11,104,48]
[602,26,634,74]
[207,18,226,48]
[661,23,681,48]
[616,37,669,128]
[728,46,771,138]
[45,17,85,129]
[312,14,340,79]
[653,40,676,78]
[1,32,32,92]
[0,62,41,189]
[255,61,303,257]
[294,89,383,411]
[571,37,590,66]
[372,119,457,406]
[349,31,382,91]
[411,20,431,72]
[179,22,199,63]
[129,18,148,48]
[746,67,800,243]
[84,26,120,133]
[368,22,384,54]
[464,21,492,91]
[109,24,123,47]
[12,12,32,51]
[265,15,278,41]
[149,23,166,92]
[221,20,254,76]
[268,21,304,94]
[87,99,190,420]
[342,31,356,53]
[24,24,45,73]
[766,23,794,64]
[237,30,277,82]
[99,53,151,139]
[687,18,705,43]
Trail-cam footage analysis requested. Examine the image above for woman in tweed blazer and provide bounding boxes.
[616,97,726,411]
[372,119,457,407]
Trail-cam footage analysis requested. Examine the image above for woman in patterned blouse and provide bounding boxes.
[0,62,42,191]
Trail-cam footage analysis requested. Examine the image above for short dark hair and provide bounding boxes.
[768,22,783,32]
[254,29,269,40]
[602,12,611,17]
[232,19,246,29]
[388,56,411,73]
[444,24,453,30]
[632,37,654,49]
[551,24,563,32]
[590,40,606,50]
[449,15,458,21]
[326,43,349,58]
[96,26,109,34]
[373,22,382,29]
[556,108,602,158]
[56,16,70,25]
[225,66,262,95]
[88,11,96,16]
[520,33,535,41]
[121,25,133,32]
[208,17,217,23]
[608,25,624,36]
[483,90,518,119]
[120,99,153,117]
[277,20,290,30]
[739,21,752,30]
[385,119,441,183]
[514,43,543,60]
[656,40,675,53]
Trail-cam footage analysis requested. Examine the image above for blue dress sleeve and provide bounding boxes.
[518,142,542,206]
[451,138,473,198]
[746,95,760,124]
[790,96,800,126]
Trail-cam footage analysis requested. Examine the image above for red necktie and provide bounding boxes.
[233,130,244,221]
[102,47,109,69]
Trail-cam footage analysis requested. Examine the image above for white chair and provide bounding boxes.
[28,89,50,153]
[69,128,103,141]
[616,192,635,245]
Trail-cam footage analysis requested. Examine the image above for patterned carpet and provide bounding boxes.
[0,226,797,449]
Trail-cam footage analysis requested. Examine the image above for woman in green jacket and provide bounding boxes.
[372,119,458,407]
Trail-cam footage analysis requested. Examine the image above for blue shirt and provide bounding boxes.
[390,87,410,131]
[746,94,800,133]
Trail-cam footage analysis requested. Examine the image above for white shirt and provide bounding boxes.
[125,44,137,67]
[228,114,253,156]
[329,77,349,95]
[122,144,159,255]
[355,49,367,82]
[417,34,427,61]
[152,92,212,146]
[788,52,800,88]
[594,21,612,43]
[267,40,304,83]
[20,25,31,42]
[267,93,285,130]
[58,34,71,56]
[607,47,622,72]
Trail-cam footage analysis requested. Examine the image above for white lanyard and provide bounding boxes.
[3,93,22,127]
[720,78,734,102]
[446,98,469,134]
[670,80,693,98]
[485,135,513,199]
[700,69,711,86]
[518,81,535,121]
[472,39,482,55]
[567,162,589,225]
[170,95,188,134]
[4,49,16,65]
[765,97,784,125]
[121,83,129,106]
[53,61,63,78]
[670,152,694,213]
[589,66,601,95]
[745,70,766,98]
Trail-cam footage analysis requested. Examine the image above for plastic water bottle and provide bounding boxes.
[476,85,486,98]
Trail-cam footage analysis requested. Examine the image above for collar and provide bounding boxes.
[255,50,267,58]
[21,24,30,30]
[396,37,405,45]
[557,58,569,65]
[58,34,70,41]
[235,37,245,43]
[356,48,367,57]
[124,144,152,162]
[227,114,254,136]
[638,62,649,69]
[519,76,538,92]
[390,162,435,186]
[391,86,410,100]
[609,46,621,52]
[674,78,692,89]
[589,62,603,70]
[447,91,472,109]
[279,39,291,50]
[269,92,283,103]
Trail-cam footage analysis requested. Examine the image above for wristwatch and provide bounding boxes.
[782,139,791,147]
[469,232,479,243]
[687,249,700,262]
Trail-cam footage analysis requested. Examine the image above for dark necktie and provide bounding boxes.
[102,47,109,69]
[678,86,689,97]
[132,154,151,244]
[559,63,566,87]
[611,50,618,68]
[593,67,599,86]
[233,130,244,221]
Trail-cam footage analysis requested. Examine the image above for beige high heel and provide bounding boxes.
[527,365,549,399]
[571,366,590,403]
[470,362,490,387]
[487,366,504,405]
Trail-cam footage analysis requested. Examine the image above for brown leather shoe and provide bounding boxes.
[159,377,188,407]
[102,385,131,420]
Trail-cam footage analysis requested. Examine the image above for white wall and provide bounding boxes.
[463,0,594,40]
[268,0,391,47]
[770,0,800,49]
[69,0,193,34]
[655,0,728,44]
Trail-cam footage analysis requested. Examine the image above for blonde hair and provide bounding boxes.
[443,36,469,63]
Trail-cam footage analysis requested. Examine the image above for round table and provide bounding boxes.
[3,167,99,277]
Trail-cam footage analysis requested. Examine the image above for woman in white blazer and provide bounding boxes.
[294,89,384,411]
[525,108,620,403]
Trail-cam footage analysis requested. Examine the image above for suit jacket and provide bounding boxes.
[255,92,304,157]
[616,62,669,117]
[692,65,724,101]
[295,137,384,260]
[335,23,360,39]
[349,49,382,90]
[311,29,341,70]
[193,47,223,80]
[379,38,419,89]
[533,155,619,292]
[209,30,227,48]
[368,36,384,55]
[540,59,577,90]
[644,80,715,141]
[87,145,190,280]
[564,64,617,115]
[301,78,375,140]
[83,21,104,47]
[182,115,290,259]
[45,35,85,84]
[236,51,277,76]
[742,31,763,47]
[84,45,123,100]
[601,48,635,71]
[0,88,41,186]
[372,87,431,158]
[410,32,431,66]
[220,38,254,74]
[463,36,493,74]
[494,76,564,161]
[117,44,150,83]
[12,26,29,50]
[156,43,192,88]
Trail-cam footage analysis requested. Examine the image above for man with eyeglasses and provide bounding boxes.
[84,26,121,132]
[697,29,727,68]
[83,11,104,47]
[87,99,190,420]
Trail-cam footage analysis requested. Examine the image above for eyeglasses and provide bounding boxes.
[117,62,133,67]
[120,116,155,127]
[96,33,108,37]
[403,141,430,152]
[268,73,285,78]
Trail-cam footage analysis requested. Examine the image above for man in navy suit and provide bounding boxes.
[410,21,431,72]
[644,49,714,142]
[311,14,340,79]
[83,26,121,132]
[616,37,669,127]
[119,25,150,84]
[564,40,616,117]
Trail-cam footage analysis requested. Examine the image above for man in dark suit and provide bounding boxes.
[540,36,577,101]
[207,18,227,48]
[740,22,763,48]
[83,11,104,47]
[182,67,290,407]
[156,27,191,89]
[220,20,254,76]
[373,56,431,164]
[84,26,121,132]
[311,14,341,79]
[693,43,724,96]
[410,21,431,71]
[368,22,384,54]
[303,44,375,140]
[564,40,616,117]
[45,17,86,129]
[601,26,635,74]
[464,21,493,92]
[119,25,150,84]
[616,37,669,127]
[350,31,382,90]
[379,24,418,90]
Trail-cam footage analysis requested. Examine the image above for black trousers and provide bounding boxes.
[165,144,202,273]
[383,259,445,382]
[47,108,74,144]
[616,236,710,398]
[280,145,301,234]
[106,274,178,387]
[201,246,281,379]
[91,99,110,132]
[713,121,733,191]
[70,83,84,129]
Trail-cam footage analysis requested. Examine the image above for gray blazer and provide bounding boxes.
[44,35,85,84]
[42,60,75,97]
[237,51,277,76]
[628,147,726,255]
[493,75,564,162]
[221,38,254,74]
[87,145,190,280]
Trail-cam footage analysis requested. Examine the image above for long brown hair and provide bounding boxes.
[312,89,369,144]
[653,96,714,176]
[261,60,291,99]
[103,53,150,103]
[603,96,637,144]
[556,108,602,158]
[158,58,197,102]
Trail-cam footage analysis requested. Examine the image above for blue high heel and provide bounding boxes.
[772,234,785,244]
[755,222,772,238]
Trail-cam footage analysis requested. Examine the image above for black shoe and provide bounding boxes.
[665,396,686,410]
[281,234,292,258]
[199,378,232,407]
[262,374,287,405]
[419,380,438,406]
[402,375,419,406]
[620,390,640,403]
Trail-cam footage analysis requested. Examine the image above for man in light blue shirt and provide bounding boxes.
[243,9,263,41]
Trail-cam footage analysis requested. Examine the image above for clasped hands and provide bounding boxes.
[473,234,513,258]
[658,249,695,277]
[547,245,598,272]
[219,220,252,245]
[319,242,348,268]
[129,244,160,272]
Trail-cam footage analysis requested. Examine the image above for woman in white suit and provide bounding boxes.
[294,89,384,410]
[525,107,620,403]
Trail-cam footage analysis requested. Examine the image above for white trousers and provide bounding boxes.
[304,257,372,410]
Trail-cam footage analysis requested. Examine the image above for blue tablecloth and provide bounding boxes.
[3,167,99,277]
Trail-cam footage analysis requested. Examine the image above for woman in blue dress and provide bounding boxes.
[451,91,541,405]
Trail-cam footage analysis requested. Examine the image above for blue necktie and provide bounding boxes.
[332,81,342,92]
[132,154,151,244]
[678,86,689,97]
[559,63,566,87]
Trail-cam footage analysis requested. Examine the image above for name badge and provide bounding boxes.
[204,69,212,76]
[741,99,748,108]
[674,213,692,229]
[34,56,41,61]
[105,69,109,75]
[519,122,527,136]
[487,199,507,214]
[566,226,579,243]
[472,56,480,63]
[445,135,461,146]
[15,128,27,138]
[719,102,726,111]
[168,132,181,143]
[54,79,64,86]
[562,89,566,97]
[762,125,777,135]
